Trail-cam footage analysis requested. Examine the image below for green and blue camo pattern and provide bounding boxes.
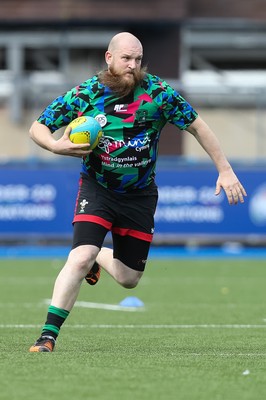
[38,73,198,192]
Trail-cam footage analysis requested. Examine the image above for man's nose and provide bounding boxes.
[128,60,136,69]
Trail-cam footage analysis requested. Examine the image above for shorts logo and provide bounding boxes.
[138,259,147,266]
[79,199,88,213]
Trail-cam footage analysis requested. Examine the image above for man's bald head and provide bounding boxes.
[108,32,143,54]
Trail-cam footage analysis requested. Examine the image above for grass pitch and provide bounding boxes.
[1,256,266,400]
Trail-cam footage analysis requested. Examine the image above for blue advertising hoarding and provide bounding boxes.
[155,168,265,240]
[0,163,265,242]
[0,166,78,239]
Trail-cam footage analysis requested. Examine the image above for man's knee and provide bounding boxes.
[120,279,138,289]
[116,270,143,289]
[68,245,99,272]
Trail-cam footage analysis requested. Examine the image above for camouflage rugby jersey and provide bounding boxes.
[38,73,198,193]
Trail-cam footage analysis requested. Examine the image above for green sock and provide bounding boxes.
[41,305,70,340]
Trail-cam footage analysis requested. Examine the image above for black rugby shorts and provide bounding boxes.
[72,174,158,271]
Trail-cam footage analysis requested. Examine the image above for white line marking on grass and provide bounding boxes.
[0,324,43,328]
[84,324,266,329]
[1,324,266,329]
[90,324,266,329]
[43,299,145,312]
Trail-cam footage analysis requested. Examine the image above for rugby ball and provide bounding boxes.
[68,116,103,150]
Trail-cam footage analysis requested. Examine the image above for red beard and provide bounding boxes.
[98,66,147,98]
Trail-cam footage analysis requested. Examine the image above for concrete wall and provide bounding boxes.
[189,0,266,19]
[1,0,266,21]
[0,0,187,22]
[183,108,265,162]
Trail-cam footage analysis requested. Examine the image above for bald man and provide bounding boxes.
[29,32,246,352]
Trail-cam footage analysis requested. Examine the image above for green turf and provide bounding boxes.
[1,257,266,400]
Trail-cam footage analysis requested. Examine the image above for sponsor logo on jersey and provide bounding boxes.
[95,114,107,127]
[114,104,128,112]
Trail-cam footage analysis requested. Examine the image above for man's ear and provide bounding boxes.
[105,51,112,66]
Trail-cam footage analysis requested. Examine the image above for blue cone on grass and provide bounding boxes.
[119,296,144,308]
